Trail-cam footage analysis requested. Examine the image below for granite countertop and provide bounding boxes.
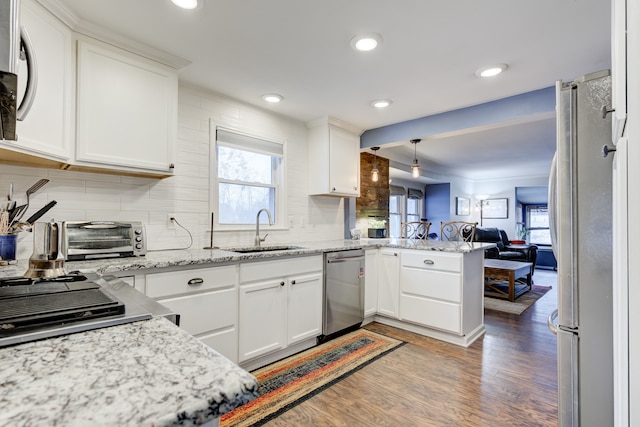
[0,239,494,278]
[0,317,259,427]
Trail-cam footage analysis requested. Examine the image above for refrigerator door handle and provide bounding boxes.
[547,309,559,335]
[548,151,558,260]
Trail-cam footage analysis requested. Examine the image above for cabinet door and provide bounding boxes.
[377,249,399,318]
[76,38,177,174]
[329,126,360,196]
[287,272,323,345]
[9,0,73,161]
[238,279,286,362]
[364,249,379,317]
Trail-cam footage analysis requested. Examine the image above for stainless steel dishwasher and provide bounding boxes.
[321,249,365,341]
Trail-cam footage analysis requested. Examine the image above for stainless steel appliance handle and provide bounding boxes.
[16,25,37,121]
[80,221,120,229]
[547,309,559,335]
[548,151,558,259]
[327,256,365,263]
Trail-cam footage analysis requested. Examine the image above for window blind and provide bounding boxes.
[408,188,424,199]
[217,129,283,157]
[390,185,406,195]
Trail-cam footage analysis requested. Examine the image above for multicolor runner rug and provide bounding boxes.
[221,329,405,426]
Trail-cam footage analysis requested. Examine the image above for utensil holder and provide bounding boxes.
[0,234,17,261]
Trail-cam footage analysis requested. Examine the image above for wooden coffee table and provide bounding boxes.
[484,259,533,302]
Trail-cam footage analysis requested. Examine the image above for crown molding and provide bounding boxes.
[35,0,191,70]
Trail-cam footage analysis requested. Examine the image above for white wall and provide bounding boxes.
[470,175,549,239]
[0,83,346,260]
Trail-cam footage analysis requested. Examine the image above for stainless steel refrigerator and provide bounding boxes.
[548,70,614,426]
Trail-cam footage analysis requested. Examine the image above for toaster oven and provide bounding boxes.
[61,221,146,260]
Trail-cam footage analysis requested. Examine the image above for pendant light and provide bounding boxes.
[370,147,380,182]
[410,139,421,178]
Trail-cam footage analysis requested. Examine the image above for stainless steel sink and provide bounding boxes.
[226,245,305,254]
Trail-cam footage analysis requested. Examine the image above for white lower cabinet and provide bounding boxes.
[398,249,483,339]
[377,248,399,318]
[238,277,287,362]
[145,265,239,362]
[287,272,323,344]
[238,256,322,364]
[364,249,379,317]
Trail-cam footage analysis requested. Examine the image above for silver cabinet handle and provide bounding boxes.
[547,309,559,335]
[423,259,435,265]
[187,278,204,286]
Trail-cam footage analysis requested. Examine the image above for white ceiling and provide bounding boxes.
[49,0,611,181]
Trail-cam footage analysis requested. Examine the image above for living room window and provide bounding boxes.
[389,191,404,238]
[213,128,285,227]
[389,186,424,238]
[407,188,424,223]
[526,205,551,245]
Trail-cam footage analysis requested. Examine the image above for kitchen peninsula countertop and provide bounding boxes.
[0,239,493,277]
[0,316,259,427]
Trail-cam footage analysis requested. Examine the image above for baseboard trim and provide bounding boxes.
[372,315,485,348]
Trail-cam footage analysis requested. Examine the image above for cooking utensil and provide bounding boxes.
[17,178,49,222]
[8,204,27,224]
[25,200,57,224]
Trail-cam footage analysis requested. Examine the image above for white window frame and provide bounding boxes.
[389,185,424,238]
[209,121,287,231]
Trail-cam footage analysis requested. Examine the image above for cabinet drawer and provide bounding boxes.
[157,288,237,336]
[400,268,461,302]
[400,294,461,334]
[401,251,462,273]
[240,255,322,283]
[146,265,238,298]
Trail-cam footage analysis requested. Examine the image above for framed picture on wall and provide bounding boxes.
[456,197,470,216]
[483,198,508,219]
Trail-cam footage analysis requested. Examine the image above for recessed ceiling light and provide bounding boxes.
[350,33,383,52]
[262,93,283,103]
[171,0,199,9]
[476,64,508,78]
[371,99,392,108]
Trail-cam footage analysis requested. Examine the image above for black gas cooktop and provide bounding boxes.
[0,272,132,346]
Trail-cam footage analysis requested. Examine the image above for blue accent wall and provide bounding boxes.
[360,86,556,147]
[425,183,451,237]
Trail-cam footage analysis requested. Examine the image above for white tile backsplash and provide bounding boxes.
[1,83,345,260]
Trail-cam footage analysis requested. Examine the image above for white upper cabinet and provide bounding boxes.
[611,0,627,142]
[4,0,74,163]
[75,38,177,175]
[307,117,361,197]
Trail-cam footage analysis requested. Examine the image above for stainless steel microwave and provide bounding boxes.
[1,0,37,141]
[61,221,147,260]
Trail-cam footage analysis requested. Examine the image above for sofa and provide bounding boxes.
[473,227,538,275]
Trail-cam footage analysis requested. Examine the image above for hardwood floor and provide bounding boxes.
[263,269,559,427]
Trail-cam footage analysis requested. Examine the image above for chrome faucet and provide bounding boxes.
[255,208,274,247]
